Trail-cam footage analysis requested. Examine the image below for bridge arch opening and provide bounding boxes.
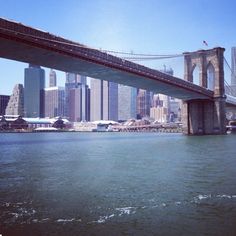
[192,64,200,86]
[206,62,215,91]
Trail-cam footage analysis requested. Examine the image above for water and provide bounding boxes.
[0,132,236,236]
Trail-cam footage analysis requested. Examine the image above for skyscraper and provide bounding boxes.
[49,69,57,87]
[118,85,137,121]
[150,67,181,122]
[136,89,151,118]
[90,78,107,121]
[231,47,236,94]
[65,73,77,118]
[5,84,24,116]
[90,78,118,121]
[65,73,90,121]
[77,75,90,121]
[0,95,10,115]
[69,87,82,122]
[231,47,236,85]
[108,82,118,121]
[24,64,45,117]
[44,86,65,118]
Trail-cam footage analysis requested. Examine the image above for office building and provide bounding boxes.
[90,78,108,121]
[49,69,57,87]
[65,73,90,121]
[90,78,118,121]
[0,95,10,115]
[24,64,45,117]
[118,85,137,121]
[231,47,236,94]
[136,89,151,118]
[77,75,90,121]
[65,73,77,118]
[5,84,24,116]
[44,86,65,118]
[108,82,118,121]
[150,67,181,122]
[150,106,168,123]
[231,47,236,85]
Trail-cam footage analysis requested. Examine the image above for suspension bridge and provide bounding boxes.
[0,17,236,135]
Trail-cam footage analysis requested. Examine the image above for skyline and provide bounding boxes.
[1,0,236,95]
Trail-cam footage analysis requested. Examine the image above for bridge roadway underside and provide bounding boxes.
[0,36,211,101]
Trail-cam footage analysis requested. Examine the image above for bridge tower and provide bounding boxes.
[182,47,226,135]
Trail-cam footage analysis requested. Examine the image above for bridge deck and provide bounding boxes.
[0,17,214,100]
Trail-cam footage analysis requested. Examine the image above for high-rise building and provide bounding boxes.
[136,89,151,118]
[65,73,77,118]
[150,67,181,122]
[90,79,108,121]
[44,86,65,118]
[150,106,168,123]
[68,87,81,122]
[90,78,118,121]
[49,69,57,87]
[0,95,10,115]
[118,85,137,121]
[231,47,236,85]
[231,47,236,94]
[108,82,118,121]
[65,73,90,121]
[24,64,45,117]
[150,94,168,122]
[5,84,24,116]
[77,75,90,121]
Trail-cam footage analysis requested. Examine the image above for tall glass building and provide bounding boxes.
[24,64,45,117]
[231,47,236,86]
[118,85,137,121]
[0,95,10,115]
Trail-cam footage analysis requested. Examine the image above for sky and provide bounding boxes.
[0,0,236,95]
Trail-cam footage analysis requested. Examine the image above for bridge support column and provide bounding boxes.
[183,47,226,135]
[182,97,226,135]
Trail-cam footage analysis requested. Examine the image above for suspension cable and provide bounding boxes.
[0,26,183,60]
[223,57,236,96]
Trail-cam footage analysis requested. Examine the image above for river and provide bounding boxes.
[0,132,236,236]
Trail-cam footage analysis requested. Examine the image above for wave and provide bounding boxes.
[2,194,236,225]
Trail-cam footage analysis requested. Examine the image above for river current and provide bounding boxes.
[0,132,236,236]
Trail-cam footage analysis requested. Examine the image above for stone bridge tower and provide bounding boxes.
[182,47,226,135]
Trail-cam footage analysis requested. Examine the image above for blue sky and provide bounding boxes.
[0,0,236,94]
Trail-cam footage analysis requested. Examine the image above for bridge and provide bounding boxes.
[0,17,235,135]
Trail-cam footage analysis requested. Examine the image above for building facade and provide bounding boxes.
[5,84,24,116]
[44,86,65,118]
[65,73,90,121]
[136,89,151,118]
[150,67,181,122]
[231,47,236,94]
[108,82,118,121]
[90,78,118,121]
[150,106,168,123]
[24,64,45,117]
[0,95,10,115]
[118,85,137,121]
[49,69,57,87]
[90,78,107,121]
